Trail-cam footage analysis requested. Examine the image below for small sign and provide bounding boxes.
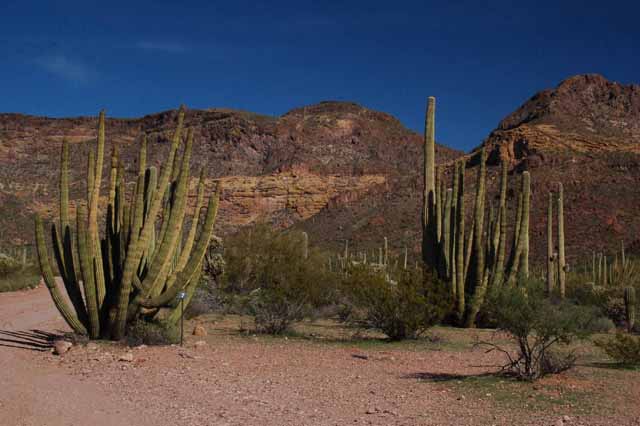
[177,291,187,300]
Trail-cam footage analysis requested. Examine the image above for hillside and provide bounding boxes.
[0,101,460,260]
[2,74,640,266]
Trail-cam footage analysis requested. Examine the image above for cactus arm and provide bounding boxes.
[76,204,100,338]
[465,147,487,327]
[547,192,555,295]
[442,188,452,280]
[35,216,87,335]
[422,96,437,269]
[506,172,531,285]
[142,129,193,296]
[557,183,566,298]
[50,224,88,326]
[112,106,185,340]
[139,191,219,309]
[491,160,508,287]
[455,160,466,322]
[176,169,206,272]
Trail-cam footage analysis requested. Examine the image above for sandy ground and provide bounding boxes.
[1,284,640,426]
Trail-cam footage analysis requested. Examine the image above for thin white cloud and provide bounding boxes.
[35,54,93,83]
[135,41,188,53]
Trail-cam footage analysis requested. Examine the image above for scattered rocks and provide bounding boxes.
[192,325,207,336]
[53,340,72,355]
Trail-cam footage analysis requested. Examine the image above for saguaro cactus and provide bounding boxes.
[34,107,221,340]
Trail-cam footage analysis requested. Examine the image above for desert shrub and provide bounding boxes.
[0,253,40,293]
[481,277,599,381]
[222,224,338,334]
[595,333,640,366]
[340,265,449,340]
[126,320,180,346]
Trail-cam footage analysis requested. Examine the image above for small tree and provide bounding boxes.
[480,278,598,381]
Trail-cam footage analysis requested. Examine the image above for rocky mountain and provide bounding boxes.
[480,74,640,265]
[0,101,459,262]
[1,74,639,267]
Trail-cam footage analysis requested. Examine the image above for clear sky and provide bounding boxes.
[1,0,638,151]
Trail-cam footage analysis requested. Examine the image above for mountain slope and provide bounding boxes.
[0,101,460,258]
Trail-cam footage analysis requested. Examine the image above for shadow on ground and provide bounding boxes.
[403,371,496,382]
[0,329,63,351]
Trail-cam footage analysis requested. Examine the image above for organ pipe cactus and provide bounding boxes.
[34,107,221,340]
[420,96,539,327]
[465,146,487,328]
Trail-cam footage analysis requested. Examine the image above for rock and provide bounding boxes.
[53,340,72,355]
[563,415,571,422]
[192,325,207,336]
[86,342,99,351]
[554,419,564,426]
[194,340,207,348]
[118,352,134,362]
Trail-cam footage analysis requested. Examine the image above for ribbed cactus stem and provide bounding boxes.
[113,106,185,340]
[507,172,530,285]
[455,159,466,322]
[76,203,100,338]
[557,183,566,298]
[436,167,443,244]
[465,146,487,327]
[624,287,636,332]
[442,188,453,280]
[35,216,87,335]
[491,159,508,287]
[521,172,530,278]
[547,192,555,296]
[422,96,437,269]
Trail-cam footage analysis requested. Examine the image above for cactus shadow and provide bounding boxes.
[0,329,63,351]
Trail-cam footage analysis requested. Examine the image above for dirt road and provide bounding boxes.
[0,284,160,426]
[2,284,639,426]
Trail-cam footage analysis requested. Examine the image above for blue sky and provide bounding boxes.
[0,0,638,151]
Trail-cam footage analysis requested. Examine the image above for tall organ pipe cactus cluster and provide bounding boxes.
[421,97,532,327]
[34,107,221,340]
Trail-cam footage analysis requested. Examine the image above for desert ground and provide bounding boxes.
[1,283,639,426]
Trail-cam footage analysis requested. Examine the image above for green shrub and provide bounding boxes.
[340,265,449,340]
[0,253,40,293]
[126,320,180,346]
[595,333,640,366]
[222,224,338,334]
[482,277,599,381]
